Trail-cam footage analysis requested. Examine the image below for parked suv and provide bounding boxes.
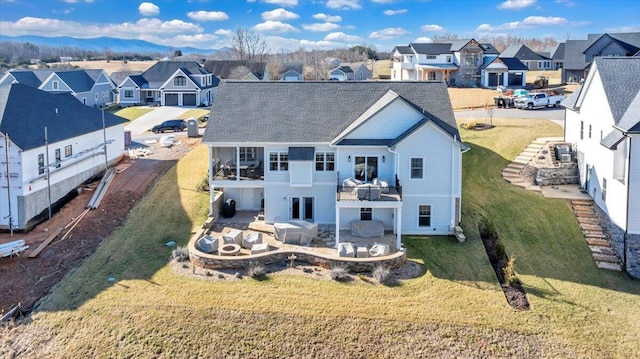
[152,119,187,133]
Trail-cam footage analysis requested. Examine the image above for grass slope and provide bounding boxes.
[3,120,640,358]
[111,107,153,121]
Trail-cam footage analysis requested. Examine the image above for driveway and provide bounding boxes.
[124,106,190,136]
[455,107,565,127]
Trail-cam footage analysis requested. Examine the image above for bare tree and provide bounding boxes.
[231,27,268,61]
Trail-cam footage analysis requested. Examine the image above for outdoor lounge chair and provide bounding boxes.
[242,232,262,249]
[338,242,355,257]
[369,243,390,257]
[197,235,218,254]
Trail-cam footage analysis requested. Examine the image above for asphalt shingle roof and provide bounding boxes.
[546,43,565,60]
[564,33,640,70]
[55,70,95,93]
[202,81,460,145]
[8,71,43,88]
[595,57,640,128]
[393,45,413,55]
[410,43,453,55]
[500,44,550,60]
[141,61,210,88]
[203,60,267,80]
[0,84,127,151]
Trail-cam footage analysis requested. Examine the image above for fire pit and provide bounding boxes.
[219,243,241,256]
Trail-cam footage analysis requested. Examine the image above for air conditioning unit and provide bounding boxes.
[561,153,571,162]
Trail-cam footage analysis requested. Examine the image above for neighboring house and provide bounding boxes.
[0,69,116,107]
[545,42,565,70]
[500,44,553,71]
[391,39,501,87]
[279,63,304,81]
[117,60,217,106]
[328,62,372,81]
[563,32,640,83]
[203,60,269,81]
[479,57,528,87]
[0,84,127,231]
[562,57,640,279]
[202,81,468,248]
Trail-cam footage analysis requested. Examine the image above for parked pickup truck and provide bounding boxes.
[514,92,566,109]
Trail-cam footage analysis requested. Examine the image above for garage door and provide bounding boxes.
[183,94,196,106]
[164,93,178,106]
[508,73,523,86]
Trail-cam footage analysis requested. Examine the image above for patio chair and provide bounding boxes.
[242,232,263,249]
[247,160,261,178]
[222,160,235,179]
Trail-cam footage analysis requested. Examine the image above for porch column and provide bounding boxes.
[396,206,402,249]
[236,146,240,181]
[335,207,340,249]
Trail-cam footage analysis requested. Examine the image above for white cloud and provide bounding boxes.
[372,0,394,3]
[368,27,409,40]
[324,31,361,42]
[261,8,299,21]
[138,2,160,16]
[302,22,340,32]
[253,20,299,33]
[214,29,234,36]
[53,7,75,14]
[414,36,433,43]
[266,35,350,51]
[326,0,361,10]
[420,24,444,32]
[262,0,298,6]
[555,0,576,7]
[477,16,569,31]
[313,13,342,22]
[187,11,229,21]
[383,9,407,16]
[0,17,202,38]
[497,0,536,10]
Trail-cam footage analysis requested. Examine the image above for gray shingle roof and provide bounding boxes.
[110,71,143,86]
[393,45,413,55]
[546,43,565,60]
[140,61,210,88]
[596,57,640,128]
[8,70,43,88]
[563,39,590,70]
[480,57,528,70]
[564,33,640,70]
[561,85,581,110]
[55,70,95,92]
[600,130,625,149]
[500,44,550,60]
[410,43,452,55]
[0,84,127,151]
[202,81,460,145]
[203,60,267,80]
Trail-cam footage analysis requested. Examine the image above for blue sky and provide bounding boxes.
[0,0,638,52]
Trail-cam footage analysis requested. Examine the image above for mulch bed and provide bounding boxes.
[479,224,530,311]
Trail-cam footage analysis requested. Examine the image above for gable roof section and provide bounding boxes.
[202,81,460,145]
[561,85,582,110]
[546,43,565,60]
[281,63,303,75]
[393,45,413,55]
[410,43,452,55]
[618,90,640,132]
[583,33,640,54]
[500,44,550,60]
[141,61,209,88]
[8,70,43,88]
[595,57,640,128]
[480,57,528,70]
[203,60,267,79]
[111,71,143,86]
[0,84,127,151]
[54,70,95,93]
[564,33,640,70]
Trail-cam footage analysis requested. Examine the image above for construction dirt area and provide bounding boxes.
[0,137,202,315]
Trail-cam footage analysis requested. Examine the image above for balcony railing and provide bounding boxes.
[336,185,402,201]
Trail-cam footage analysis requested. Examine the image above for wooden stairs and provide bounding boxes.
[501,137,563,192]
[570,199,622,272]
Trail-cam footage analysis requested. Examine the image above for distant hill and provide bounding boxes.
[0,35,225,55]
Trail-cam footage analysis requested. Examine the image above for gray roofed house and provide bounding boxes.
[562,56,640,278]
[544,43,565,70]
[328,62,372,81]
[391,39,503,86]
[117,60,217,106]
[562,32,640,83]
[0,84,127,230]
[203,60,269,80]
[500,44,552,70]
[278,63,304,81]
[202,81,468,245]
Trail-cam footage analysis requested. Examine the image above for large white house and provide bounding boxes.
[563,57,640,278]
[0,84,126,231]
[202,82,468,248]
[391,40,527,88]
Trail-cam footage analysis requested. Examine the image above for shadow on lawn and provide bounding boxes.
[414,142,640,298]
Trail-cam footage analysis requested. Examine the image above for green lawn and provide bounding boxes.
[3,119,640,358]
[111,106,153,121]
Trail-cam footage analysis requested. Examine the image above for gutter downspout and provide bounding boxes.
[387,146,401,245]
[624,137,632,272]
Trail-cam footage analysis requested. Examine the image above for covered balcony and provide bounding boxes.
[337,176,402,202]
[210,146,264,181]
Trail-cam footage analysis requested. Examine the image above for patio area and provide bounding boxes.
[188,211,406,272]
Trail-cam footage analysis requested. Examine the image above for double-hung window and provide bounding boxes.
[418,205,431,227]
[174,76,187,86]
[65,145,72,157]
[269,152,288,171]
[315,152,335,171]
[411,158,424,179]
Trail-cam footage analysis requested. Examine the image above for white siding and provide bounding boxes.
[629,134,640,234]
[336,148,395,183]
[264,183,335,223]
[0,136,22,228]
[343,99,423,140]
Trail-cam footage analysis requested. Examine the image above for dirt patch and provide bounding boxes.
[478,219,530,311]
[0,138,200,314]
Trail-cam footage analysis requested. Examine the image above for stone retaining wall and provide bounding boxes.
[532,164,579,186]
[627,234,640,279]
[188,234,406,273]
[594,204,640,279]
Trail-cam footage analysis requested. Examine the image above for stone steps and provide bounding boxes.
[596,261,623,271]
[501,137,555,193]
[592,253,619,263]
[585,233,607,239]
[586,238,610,247]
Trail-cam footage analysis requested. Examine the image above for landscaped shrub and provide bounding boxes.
[330,265,349,282]
[247,262,267,279]
[503,256,519,285]
[372,265,392,285]
[196,176,209,192]
[172,246,189,262]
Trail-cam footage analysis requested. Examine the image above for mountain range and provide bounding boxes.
[0,35,224,55]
